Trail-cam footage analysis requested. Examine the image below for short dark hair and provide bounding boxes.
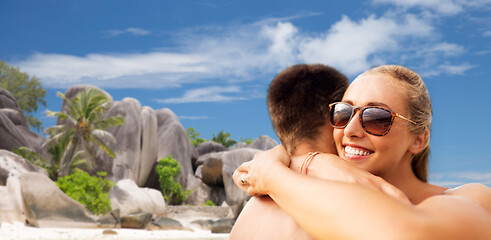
[267,64,349,154]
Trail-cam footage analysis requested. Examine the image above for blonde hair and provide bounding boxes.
[366,65,432,182]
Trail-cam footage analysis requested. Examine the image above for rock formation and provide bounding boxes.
[0,150,47,185]
[151,108,197,188]
[110,179,166,217]
[20,172,98,228]
[0,88,46,155]
[0,176,25,224]
[0,85,280,233]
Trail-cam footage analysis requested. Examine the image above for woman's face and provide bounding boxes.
[333,73,417,178]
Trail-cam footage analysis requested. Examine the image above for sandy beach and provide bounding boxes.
[0,222,230,240]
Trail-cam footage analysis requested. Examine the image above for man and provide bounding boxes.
[230,64,349,239]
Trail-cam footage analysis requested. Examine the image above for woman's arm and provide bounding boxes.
[234,145,409,203]
[241,146,491,240]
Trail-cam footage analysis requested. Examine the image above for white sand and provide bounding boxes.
[0,222,230,240]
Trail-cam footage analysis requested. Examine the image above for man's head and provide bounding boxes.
[267,64,349,154]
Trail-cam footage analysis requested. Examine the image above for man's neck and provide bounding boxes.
[289,141,337,173]
[287,122,337,172]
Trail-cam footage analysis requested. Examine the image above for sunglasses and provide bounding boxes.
[329,102,416,136]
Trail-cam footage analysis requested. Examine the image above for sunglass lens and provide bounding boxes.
[362,108,393,135]
[330,103,353,127]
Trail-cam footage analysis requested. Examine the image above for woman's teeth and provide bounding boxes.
[345,146,371,156]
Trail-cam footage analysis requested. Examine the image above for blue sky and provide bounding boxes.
[1,0,490,187]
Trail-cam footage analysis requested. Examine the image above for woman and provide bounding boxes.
[236,65,491,239]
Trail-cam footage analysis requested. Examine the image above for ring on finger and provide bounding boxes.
[240,174,246,184]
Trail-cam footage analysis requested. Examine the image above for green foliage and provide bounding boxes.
[156,155,193,205]
[56,171,114,215]
[47,133,88,180]
[186,127,207,147]
[201,200,216,206]
[240,137,254,144]
[12,147,56,177]
[0,60,47,131]
[44,89,124,177]
[13,144,87,181]
[211,130,237,148]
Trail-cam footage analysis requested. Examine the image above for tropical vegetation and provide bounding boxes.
[155,155,193,205]
[56,171,114,215]
[202,200,216,206]
[240,137,254,144]
[44,89,124,177]
[211,130,237,148]
[0,60,47,131]
[186,127,207,147]
[14,144,88,181]
[187,127,256,148]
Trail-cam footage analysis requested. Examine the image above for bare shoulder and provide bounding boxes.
[419,183,491,215]
[413,183,491,239]
[444,183,491,213]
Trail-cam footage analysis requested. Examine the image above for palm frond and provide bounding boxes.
[94,115,124,129]
[91,129,117,143]
[91,134,116,158]
[42,128,74,148]
[58,137,79,177]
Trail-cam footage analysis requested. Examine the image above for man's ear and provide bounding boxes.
[409,130,429,154]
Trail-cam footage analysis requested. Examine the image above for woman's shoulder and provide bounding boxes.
[444,183,491,213]
[445,183,491,196]
[413,183,491,239]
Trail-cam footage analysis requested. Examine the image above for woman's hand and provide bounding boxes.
[233,145,290,196]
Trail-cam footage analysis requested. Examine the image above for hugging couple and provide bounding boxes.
[229,64,491,240]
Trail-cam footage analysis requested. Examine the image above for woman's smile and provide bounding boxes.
[342,144,373,160]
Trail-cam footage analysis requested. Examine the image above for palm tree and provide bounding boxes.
[211,130,237,148]
[44,89,124,177]
[13,141,86,181]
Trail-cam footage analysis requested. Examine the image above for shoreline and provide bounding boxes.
[0,222,230,240]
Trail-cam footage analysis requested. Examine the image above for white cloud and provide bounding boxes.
[18,52,209,88]
[476,50,491,55]
[195,0,234,8]
[373,0,463,15]
[261,22,299,68]
[297,14,433,75]
[452,171,491,181]
[420,62,475,77]
[104,27,151,37]
[126,28,151,35]
[484,30,491,37]
[430,171,491,187]
[372,0,491,15]
[438,62,475,74]
[430,42,466,56]
[156,86,247,104]
[15,10,469,90]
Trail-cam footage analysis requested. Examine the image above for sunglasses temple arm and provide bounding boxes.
[396,113,417,125]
